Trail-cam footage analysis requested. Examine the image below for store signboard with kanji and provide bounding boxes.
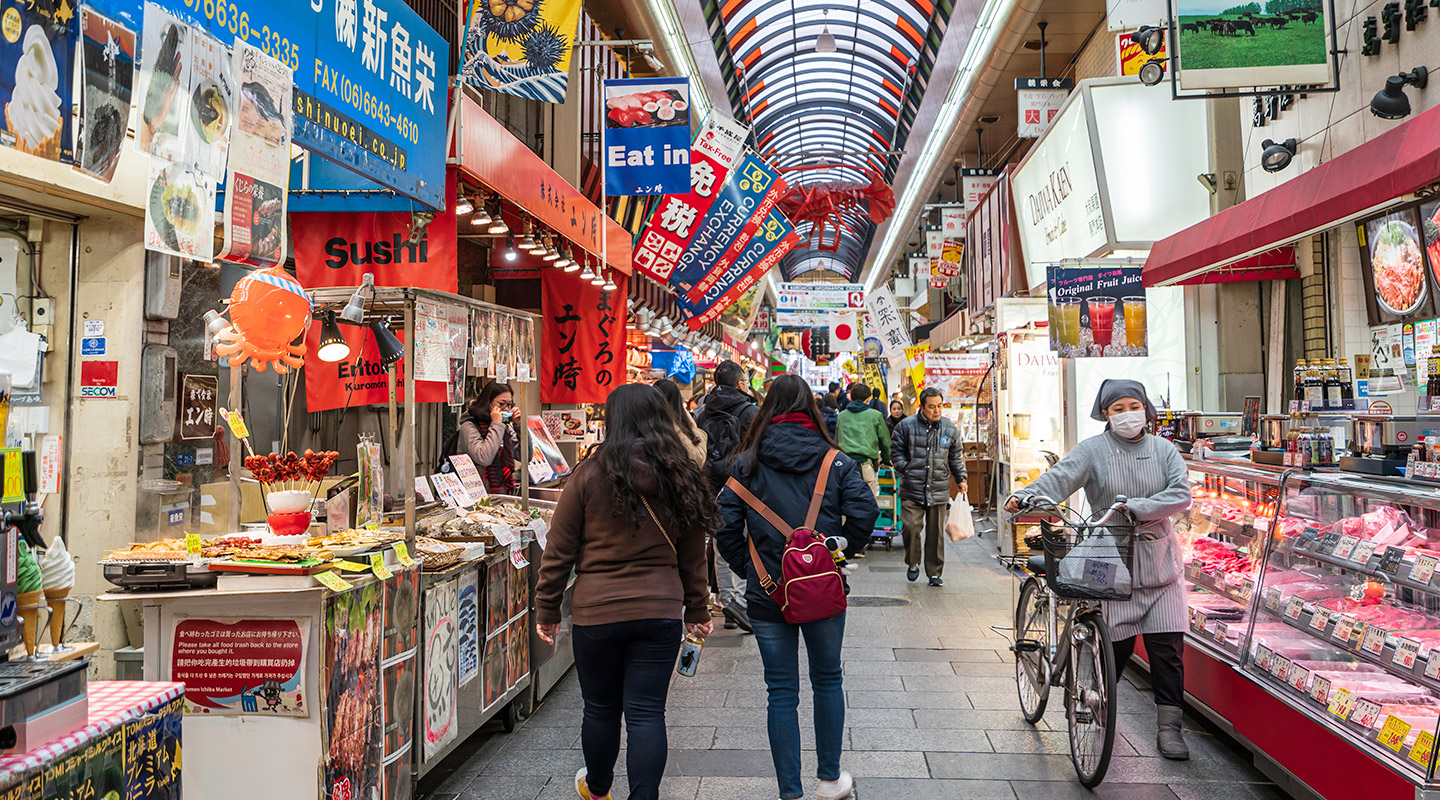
[169,616,310,716]
[961,168,1001,208]
[178,373,218,440]
[865,287,911,362]
[668,154,785,298]
[1016,78,1071,138]
[541,270,629,403]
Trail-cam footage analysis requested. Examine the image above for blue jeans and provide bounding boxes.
[752,614,846,800]
[572,619,684,800]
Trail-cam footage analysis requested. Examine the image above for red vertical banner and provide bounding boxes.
[541,270,629,404]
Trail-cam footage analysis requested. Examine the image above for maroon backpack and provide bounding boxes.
[726,449,847,625]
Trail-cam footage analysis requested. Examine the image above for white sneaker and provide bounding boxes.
[816,771,854,800]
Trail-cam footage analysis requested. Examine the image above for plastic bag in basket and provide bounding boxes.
[1058,529,1133,596]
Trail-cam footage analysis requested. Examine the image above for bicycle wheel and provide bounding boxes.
[1013,577,1050,724]
[1066,611,1117,788]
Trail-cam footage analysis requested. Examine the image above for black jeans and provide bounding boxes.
[1113,631,1185,708]
[572,619,684,800]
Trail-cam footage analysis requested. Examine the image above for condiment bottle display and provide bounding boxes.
[1294,359,1307,405]
[1322,359,1341,410]
[1304,362,1325,410]
[1337,358,1354,408]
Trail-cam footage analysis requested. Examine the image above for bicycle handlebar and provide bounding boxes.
[1016,495,1133,527]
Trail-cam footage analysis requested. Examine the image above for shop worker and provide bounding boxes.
[1004,379,1193,760]
[695,360,759,632]
[449,381,520,495]
[890,388,966,587]
[835,383,891,499]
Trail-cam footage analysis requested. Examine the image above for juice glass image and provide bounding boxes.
[1056,298,1081,348]
[1088,298,1116,348]
[1123,296,1147,347]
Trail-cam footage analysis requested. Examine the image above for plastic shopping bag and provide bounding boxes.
[946,496,976,542]
[1057,531,1133,597]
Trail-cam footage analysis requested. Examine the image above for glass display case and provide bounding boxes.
[1246,471,1440,783]
[1176,457,1282,664]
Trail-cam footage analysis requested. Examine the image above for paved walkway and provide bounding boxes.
[425,535,1290,800]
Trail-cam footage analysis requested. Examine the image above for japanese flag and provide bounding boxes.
[829,312,859,352]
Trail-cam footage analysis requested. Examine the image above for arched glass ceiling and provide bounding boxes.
[702,0,953,281]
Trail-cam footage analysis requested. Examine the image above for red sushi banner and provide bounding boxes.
[632,114,749,283]
[304,323,448,412]
[541,269,629,404]
[293,209,458,293]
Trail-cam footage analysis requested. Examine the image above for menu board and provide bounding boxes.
[178,373,218,440]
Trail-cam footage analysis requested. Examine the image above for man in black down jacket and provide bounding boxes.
[891,388,967,586]
[696,360,760,630]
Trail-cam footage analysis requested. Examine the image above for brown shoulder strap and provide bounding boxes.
[805,449,841,531]
[726,478,783,595]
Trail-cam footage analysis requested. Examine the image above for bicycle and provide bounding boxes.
[1010,495,1136,788]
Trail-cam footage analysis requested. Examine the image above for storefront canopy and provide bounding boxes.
[1144,103,1440,287]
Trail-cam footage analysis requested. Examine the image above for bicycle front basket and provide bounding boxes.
[1040,518,1135,601]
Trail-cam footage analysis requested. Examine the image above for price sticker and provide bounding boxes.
[1328,687,1357,718]
[1394,637,1422,670]
[1192,611,1207,634]
[1241,578,1255,601]
[1361,624,1390,656]
[1285,596,1306,621]
[529,518,549,550]
[393,542,415,567]
[332,560,370,573]
[1289,663,1311,692]
[1414,554,1439,585]
[1310,606,1334,632]
[1410,731,1435,767]
[1316,532,1340,555]
[1264,587,1282,612]
[185,533,202,556]
[1333,615,1358,645]
[1379,547,1406,576]
[1311,674,1333,704]
[1380,715,1413,752]
[369,552,393,580]
[219,407,250,440]
[1214,622,1229,645]
[315,570,352,592]
[1271,654,1292,680]
[1254,644,1273,671]
[1187,561,1202,580]
[1353,698,1383,728]
[1333,535,1359,560]
[1298,527,1320,549]
[1352,540,1379,564]
[509,541,530,569]
[493,524,518,546]
[1426,654,1440,681]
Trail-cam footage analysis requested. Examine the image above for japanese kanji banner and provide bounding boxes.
[460,0,583,104]
[684,160,790,303]
[864,286,910,360]
[603,77,691,195]
[668,154,784,297]
[632,114,749,283]
[541,269,628,403]
[678,207,800,330]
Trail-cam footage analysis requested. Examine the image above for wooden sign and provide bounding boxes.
[179,374,219,441]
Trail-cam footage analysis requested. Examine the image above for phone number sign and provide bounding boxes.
[168,0,448,209]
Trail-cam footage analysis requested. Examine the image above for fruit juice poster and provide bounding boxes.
[603,77,690,195]
[1046,264,1147,358]
[0,0,76,163]
[76,7,134,183]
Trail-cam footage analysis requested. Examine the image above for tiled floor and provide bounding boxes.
[424,535,1290,799]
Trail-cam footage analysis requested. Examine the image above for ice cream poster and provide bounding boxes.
[169,616,311,717]
[75,8,134,183]
[0,0,77,162]
[461,0,583,104]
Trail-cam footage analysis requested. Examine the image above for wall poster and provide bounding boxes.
[422,578,459,760]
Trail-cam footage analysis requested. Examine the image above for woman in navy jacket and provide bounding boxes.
[716,374,879,800]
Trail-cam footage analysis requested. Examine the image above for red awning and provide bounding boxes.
[1170,246,1299,286]
[1144,103,1440,287]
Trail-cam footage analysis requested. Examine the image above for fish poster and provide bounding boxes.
[182,28,232,180]
[144,159,215,260]
[227,38,290,182]
[457,568,480,686]
[75,8,135,183]
[604,77,691,196]
[422,578,459,760]
[461,0,583,103]
[0,0,76,162]
[135,2,190,163]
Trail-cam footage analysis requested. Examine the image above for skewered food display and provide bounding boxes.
[243,449,340,496]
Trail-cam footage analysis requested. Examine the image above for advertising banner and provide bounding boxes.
[170,616,309,716]
[865,286,911,360]
[461,0,582,105]
[936,239,964,279]
[458,568,480,686]
[215,40,291,266]
[905,343,929,394]
[632,114,749,283]
[680,209,799,330]
[1117,31,1168,76]
[75,9,135,183]
[683,162,790,302]
[1047,265,1148,358]
[776,282,866,311]
[1173,1,1332,92]
[294,206,457,293]
[1016,78,1071,138]
[603,77,690,196]
[929,257,947,289]
[0,0,75,162]
[541,269,627,403]
[304,323,448,412]
[423,578,459,760]
[668,153,782,297]
[925,351,991,402]
[324,584,383,800]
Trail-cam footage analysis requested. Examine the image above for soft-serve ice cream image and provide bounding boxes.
[6,26,63,158]
[40,537,74,649]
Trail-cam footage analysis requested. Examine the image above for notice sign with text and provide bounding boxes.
[179,373,218,440]
[171,616,310,717]
[1047,265,1147,358]
[604,78,691,196]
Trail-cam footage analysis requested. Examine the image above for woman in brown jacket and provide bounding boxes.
[536,383,715,800]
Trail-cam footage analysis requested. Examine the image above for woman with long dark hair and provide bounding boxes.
[451,381,520,494]
[714,374,879,800]
[653,378,707,467]
[536,384,715,800]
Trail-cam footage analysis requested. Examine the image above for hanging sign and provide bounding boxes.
[683,162,792,303]
[936,239,964,279]
[1015,78,1071,139]
[294,204,458,293]
[603,77,691,196]
[961,168,1001,208]
[865,286,911,360]
[925,352,990,401]
[1118,31,1168,77]
[178,373,218,440]
[632,113,750,283]
[667,153,784,297]
[941,207,965,237]
[777,283,866,311]
[460,0,583,105]
[303,324,447,412]
[541,269,628,404]
[679,208,800,330]
[1047,265,1148,358]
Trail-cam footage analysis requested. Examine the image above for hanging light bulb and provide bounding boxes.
[816,9,837,52]
[554,246,572,268]
[455,191,473,216]
[542,237,559,261]
[472,197,492,226]
[563,248,581,272]
[580,261,596,281]
[503,233,518,262]
[602,270,617,291]
[487,201,509,234]
[591,266,607,286]
[519,224,538,251]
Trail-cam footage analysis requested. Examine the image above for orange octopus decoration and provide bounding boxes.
[213,267,312,373]
[776,165,896,251]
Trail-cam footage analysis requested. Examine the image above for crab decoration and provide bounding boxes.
[213,267,312,373]
[776,165,896,251]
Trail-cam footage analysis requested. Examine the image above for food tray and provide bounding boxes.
[208,559,334,576]
[102,560,219,591]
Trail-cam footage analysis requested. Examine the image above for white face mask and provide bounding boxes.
[1108,409,1148,438]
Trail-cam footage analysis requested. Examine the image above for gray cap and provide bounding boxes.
[1090,378,1157,421]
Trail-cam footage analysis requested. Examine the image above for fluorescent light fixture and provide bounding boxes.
[642,0,713,121]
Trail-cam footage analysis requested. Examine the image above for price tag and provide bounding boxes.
[1413,554,1439,585]
[1187,561,1202,580]
[1241,578,1255,601]
[1410,730,1435,767]
[509,541,529,569]
[529,518,549,550]
[1192,611,1208,634]
[1328,687,1356,718]
[1333,615,1358,645]
[1254,644,1273,671]
[1214,622,1229,645]
[1317,532,1340,554]
[1361,624,1390,656]
[1264,587,1282,612]
[1380,715,1413,752]
[369,552,393,580]
[493,524,518,546]
[1426,654,1440,681]
[315,570,352,592]
[1311,674,1333,704]
[1310,606,1334,632]
[1271,654,1292,680]
[332,560,370,573]
[393,542,415,567]
[1289,663,1311,692]
[1379,547,1406,575]
[1394,637,1422,670]
[1298,527,1320,549]
[1285,596,1306,621]
[219,407,250,440]
[1353,698,1383,728]
[185,533,202,556]
[1352,539,1378,564]
[1333,535,1360,560]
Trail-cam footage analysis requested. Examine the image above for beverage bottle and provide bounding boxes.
[1410,436,1424,477]
[1304,363,1325,410]
[1284,414,1298,466]
[1337,358,1354,408]
[1323,359,1341,410]
[676,633,704,677]
[1294,360,1307,406]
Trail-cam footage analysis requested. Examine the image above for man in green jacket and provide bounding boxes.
[836,383,891,498]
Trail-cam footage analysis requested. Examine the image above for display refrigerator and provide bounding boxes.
[993,325,1065,556]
